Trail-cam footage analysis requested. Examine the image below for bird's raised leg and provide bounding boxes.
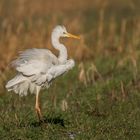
[35,86,42,121]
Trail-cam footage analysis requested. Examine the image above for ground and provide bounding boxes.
[1,56,140,140]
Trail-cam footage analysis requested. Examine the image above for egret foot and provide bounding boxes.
[35,106,42,121]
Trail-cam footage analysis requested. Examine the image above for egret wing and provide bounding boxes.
[16,60,50,75]
[11,48,59,85]
[12,48,58,68]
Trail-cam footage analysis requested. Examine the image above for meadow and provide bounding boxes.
[0,0,140,139]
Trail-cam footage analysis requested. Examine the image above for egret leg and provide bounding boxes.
[35,87,42,121]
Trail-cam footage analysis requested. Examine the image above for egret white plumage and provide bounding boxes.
[5,25,80,120]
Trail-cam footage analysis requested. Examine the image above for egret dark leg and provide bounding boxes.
[35,87,42,121]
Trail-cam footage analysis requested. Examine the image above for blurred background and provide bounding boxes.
[0,0,140,78]
[0,0,140,139]
[0,0,140,96]
[0,0,140,92]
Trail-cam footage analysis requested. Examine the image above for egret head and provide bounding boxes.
[52,25,80,39]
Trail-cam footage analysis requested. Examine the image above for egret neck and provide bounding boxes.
[51,33,68,64]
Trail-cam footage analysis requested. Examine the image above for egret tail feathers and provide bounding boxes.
[5,74,30,96]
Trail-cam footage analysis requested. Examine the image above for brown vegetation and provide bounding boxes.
[0,0,140,91]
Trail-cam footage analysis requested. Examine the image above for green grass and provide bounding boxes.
[0,56,140,140]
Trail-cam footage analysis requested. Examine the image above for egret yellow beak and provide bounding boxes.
[66,33,80,39]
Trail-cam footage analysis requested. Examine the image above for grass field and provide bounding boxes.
[0,0,140,139]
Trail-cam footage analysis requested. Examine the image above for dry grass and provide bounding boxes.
[0,0,140,119]
[0,0,140,90]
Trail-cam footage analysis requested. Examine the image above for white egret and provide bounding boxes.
[6,25,80,120]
